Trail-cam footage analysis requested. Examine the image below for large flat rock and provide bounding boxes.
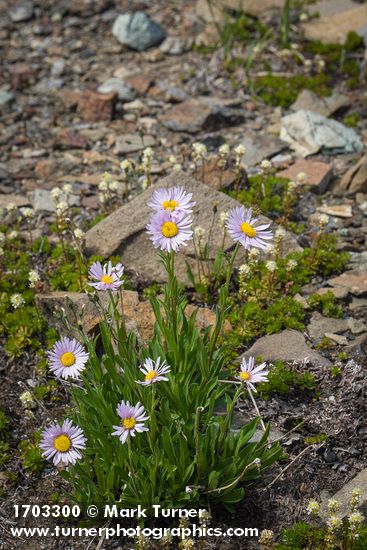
[243,329,332,367]
[301,0,367,43]
[84,173,301,283]
[320,467,367,519]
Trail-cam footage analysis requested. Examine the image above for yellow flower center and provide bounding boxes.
[60,352,76,367]
[239,371,251,381]
[145,370,158,381]
[162,200,178,212]
[54,434,72,452]
[123,417,136,430]
[161,221,178,238]
[101,274,113,284]
[240,222,257,238]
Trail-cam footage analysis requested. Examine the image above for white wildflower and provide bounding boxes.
[349,512,364,527]
[260,159,272,172]
[328,499,340,514]
[8,230,18,240]
[194,226,205,240]
[219,211,228,228]
[28,270,40,287]
[20,391,36,409]
[51,187,62,201]
[219,143,230,157]
[7,202,16,212]
[306,499,320,516]
[173,163,182,172]
[22,207,35,219]
[0,232,5,245]
[319,214,329,227]
[266,260,277,273]
[10,293,25,309]
[120,159,131,171]
[74,228,84,241]
[109,180,119,192]
[286,259,297,271]
[296,172,307,184]
[62,183,73,195]
[143,147,154,160]
[327,515,342,531]
[239,264,250,276]
[56,201,68,214]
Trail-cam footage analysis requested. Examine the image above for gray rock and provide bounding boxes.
[97,78,135,102]
[161,97,245,133]
[290,89,349,117]
[338,154,367,194]
[240,131,288,167]
[243,329,332,367]
[160,36,192,55]
[280,110,364,157]
[0,90,15,106]
[113,133,156,154]
[307,312,349,342]
[8,1,33,22]
[327,270,367,297]
[84,173,300,283]
[347,317,367,335]
[320,467,367,520]
[30,189,56,212]
[112,12,166,52]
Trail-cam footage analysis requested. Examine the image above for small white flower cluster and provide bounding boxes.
[260,159,272,173]
[98,172,120,205]
[192,142,207,163]
[218,143,230,169]
[52,185,73,216]
[265,260,277,273]
[234,144,245,167]
[20,390,36,410]
[259,529,274,546]
[286,259,297,271]
[22,207,35,219]
[168,155,182,173]
[73,228,84,241]
[318,214,329,228]
[10,293,25,309]
[7,202,17,213]
[29,270,40,288]
[306,498,320,516]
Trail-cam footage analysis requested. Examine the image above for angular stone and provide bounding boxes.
[280,110,364,157]
[8,1,33,22]
[35,291,230,342]
[327,270,367,296]
[112,12,166,52]
[9,63,37,90]
[324,332,348,345]
[0,90,14,106]
[347,317,367,335]
[302,0,367,44]
[338,154,367,194]
[307,312,349,342]
[55,128,88,149]
[160,36,192,55]
[243,329,331,367]
[77,90,116,122]
[290,90,349,117]
[84,173,300,284]
[97,78,135,102]
[0,194,30,209]
[317,204,353,218]
[277,159,333,194]
[240,132,287,167]
[113,134,156,154]
[196,0,283,21]
[161,97,245,134]
[29,189,55,213]
[126,74,153,95]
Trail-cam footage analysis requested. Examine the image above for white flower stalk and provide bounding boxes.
[10,293,25,309]
[73,228,84,241]
[56,201,68,215]
[192,142,207,162]
[51,187,62,202]
[306,499,320,517]
[219,143,230,158]
[120,159,132,172]
[286,259,297,271]
[7,202,16,213]
[62,183,73,195]
[29,270,40,287]
[265,260,277,273]
[219,211,228,228]
[20,390,36,410]
[0,232,5,245]
[8,230,18,240]
[328,499,340,514]
[319,214,329,228]
[22,207,35,219]
[327,515,342,531]
[172,163,182,172]
[234,144,245,167]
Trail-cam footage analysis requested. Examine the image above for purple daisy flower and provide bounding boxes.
[237,356,268,392]
[47,337,89,380]
[226,206,273,250]
[146,210,193,253]
[136,357,171,386]
[87,260,124,291]
[111,400,149,444]
[40,419,86,466]
[149,186,195,214]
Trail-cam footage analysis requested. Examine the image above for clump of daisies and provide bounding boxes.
[36,187,282,518]
[146,187,194,253]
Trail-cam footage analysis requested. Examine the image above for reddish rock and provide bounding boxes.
[9,63,37,89]
[35,159,57,179]
[77,90,116,122]
[126,74,153,95]
[277,159,333,194]
[59,88,82,109]
[55,128,88,149]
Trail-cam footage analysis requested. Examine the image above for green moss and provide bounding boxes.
[252,73,331,107]
[258,361,317,399]
[343,112,360,128]
[308,291,343,318]
[277,522,324,549]
[228,174,290,216]
[315,336,334,350]
[305,432,327,445]
[19,432,44,474]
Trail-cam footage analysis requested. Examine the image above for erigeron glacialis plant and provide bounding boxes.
[39,187,282,514]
